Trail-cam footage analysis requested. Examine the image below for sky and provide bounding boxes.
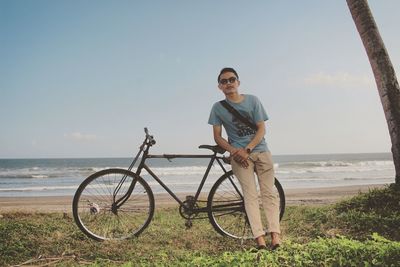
[1,0,400,158]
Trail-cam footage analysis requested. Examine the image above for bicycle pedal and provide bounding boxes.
[185,220,193,229]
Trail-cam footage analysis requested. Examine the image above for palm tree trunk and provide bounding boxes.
[347,0,400,184]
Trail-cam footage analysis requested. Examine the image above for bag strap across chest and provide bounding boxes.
[219,100,258,131]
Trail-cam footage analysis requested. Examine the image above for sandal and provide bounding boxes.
[270,244,280,251]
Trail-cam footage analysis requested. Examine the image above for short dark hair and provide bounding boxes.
[218,67,239,83]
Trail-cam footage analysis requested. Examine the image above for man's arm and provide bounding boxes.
[230,121,266,167]
[212,121,266,168]
[213,125,249,168]
[245,121,266,151]
[212,125,236,153]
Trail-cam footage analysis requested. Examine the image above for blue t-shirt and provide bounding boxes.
[208,94,269,152]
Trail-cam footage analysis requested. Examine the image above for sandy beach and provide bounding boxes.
[0,184,386,213]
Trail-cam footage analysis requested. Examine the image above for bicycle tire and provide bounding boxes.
[207,170,285,240]
[72,168,154,241]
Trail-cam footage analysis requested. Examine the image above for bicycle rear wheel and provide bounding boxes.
[207,170,285,240]
[72,168,154,241]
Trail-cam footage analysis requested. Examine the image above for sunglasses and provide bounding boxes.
[219,77,238,85]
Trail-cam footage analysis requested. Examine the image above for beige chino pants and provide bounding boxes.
[231,151,281,238]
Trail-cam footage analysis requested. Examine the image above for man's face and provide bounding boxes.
[218,71,240,96]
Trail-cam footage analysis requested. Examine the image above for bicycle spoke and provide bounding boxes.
[208,171,253,239]
[73,169,154,241]
[208,171,285,240]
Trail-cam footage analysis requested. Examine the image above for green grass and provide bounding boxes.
[1,184,399,266]
[334,183,400,240]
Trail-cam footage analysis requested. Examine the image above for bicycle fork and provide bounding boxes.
[112,174,139,214]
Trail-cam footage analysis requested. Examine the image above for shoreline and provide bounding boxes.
[0,184,387,213]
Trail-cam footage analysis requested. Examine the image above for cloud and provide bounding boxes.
[303,72,375,88]
[64,132,98,142]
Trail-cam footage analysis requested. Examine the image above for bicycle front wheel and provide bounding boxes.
[72,168,154,241]
[207,170,285,240]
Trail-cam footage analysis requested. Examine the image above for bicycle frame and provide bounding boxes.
[73,128,285,241]
[142,153,228,207]
[112,130,236,213]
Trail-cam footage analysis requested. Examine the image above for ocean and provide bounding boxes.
[0,153,395,197]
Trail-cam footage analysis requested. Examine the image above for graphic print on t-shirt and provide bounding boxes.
[232,115,256,137]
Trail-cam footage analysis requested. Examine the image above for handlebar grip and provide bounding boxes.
[144,127,149,136]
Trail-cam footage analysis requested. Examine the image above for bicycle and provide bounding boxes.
[72,128,285,241]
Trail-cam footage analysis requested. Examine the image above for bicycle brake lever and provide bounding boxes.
[163,154,173,162]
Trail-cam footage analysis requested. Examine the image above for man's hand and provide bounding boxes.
[231,148,250,168]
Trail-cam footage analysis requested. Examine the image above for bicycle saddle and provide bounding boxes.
[198,145,226,154]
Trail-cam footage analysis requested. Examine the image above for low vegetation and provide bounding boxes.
[1,184,399,266]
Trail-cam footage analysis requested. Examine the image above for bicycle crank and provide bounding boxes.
[179,195,199,219]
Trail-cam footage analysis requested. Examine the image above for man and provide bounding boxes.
[208,67,281,250]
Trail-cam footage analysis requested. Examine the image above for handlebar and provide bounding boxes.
[126,127,156,173]
[144,127,156,146]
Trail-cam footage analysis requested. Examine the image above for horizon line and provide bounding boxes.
[0,151,392,160]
